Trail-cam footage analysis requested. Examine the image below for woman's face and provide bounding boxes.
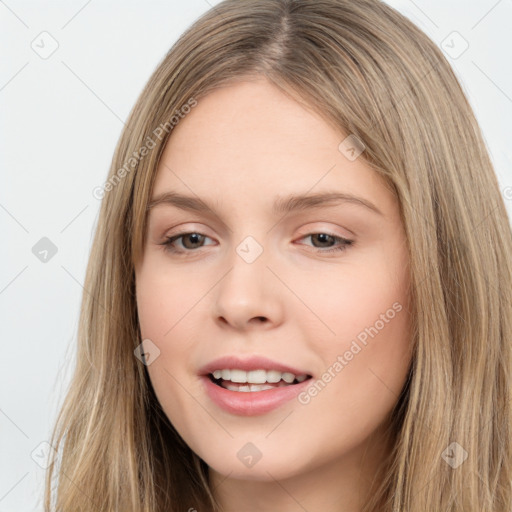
[135,77,412,487]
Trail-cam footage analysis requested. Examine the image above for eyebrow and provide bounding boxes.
[147,191,383,217]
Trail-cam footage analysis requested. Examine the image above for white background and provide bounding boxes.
[1,1,511,510]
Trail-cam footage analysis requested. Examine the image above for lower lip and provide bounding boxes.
[201,375,312,416]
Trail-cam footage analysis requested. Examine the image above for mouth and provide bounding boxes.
[198,356,315,415]
[207,369,313,392]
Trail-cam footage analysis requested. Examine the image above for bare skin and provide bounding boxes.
[135,76,413,512]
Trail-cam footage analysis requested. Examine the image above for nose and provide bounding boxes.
[213,247,285,331]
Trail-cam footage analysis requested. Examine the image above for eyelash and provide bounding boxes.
[160,231,354,256]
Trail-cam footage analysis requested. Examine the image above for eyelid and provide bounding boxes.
[163,223,215,238]
[162,221,355,242]
[295,223,354,240]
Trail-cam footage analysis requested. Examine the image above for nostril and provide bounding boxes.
[248,316,267,324]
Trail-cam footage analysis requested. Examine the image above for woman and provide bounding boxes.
[44,1,512,510]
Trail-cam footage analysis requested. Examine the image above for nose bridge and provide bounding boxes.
[213,233,283,328]
[235,234,266,266]
[225,233,270,301]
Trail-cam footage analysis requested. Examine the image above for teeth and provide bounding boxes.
[247,369,267,383]
[210,369,309,384]
[225,383,277,392]
[281,372,295,383]
[266,370,282,383]
[230,369,247,383]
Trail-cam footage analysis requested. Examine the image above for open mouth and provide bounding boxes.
[208,370,313,392]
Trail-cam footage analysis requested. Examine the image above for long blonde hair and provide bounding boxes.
[44,0,512,510]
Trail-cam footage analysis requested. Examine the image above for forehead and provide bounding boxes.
[162,77,339,165]
[151,78,397,218]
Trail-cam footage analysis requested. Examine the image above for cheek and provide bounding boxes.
[303,248,412,394]
[306,249,409,343]
[136,283,168,341]
[292,279,411,464]
[136,263,192,341]
[135,273,202,443]
[136,278,196,376]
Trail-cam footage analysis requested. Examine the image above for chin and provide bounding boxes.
[198,441,311,482]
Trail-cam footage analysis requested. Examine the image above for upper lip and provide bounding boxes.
[199,355,311,377]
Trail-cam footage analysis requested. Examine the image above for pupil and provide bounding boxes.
[184,233,202,248]
[313,233,333,247]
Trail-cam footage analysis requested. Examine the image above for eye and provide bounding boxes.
[160,231,353,256]
[161,232,215,254]
[296,232,353,254]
